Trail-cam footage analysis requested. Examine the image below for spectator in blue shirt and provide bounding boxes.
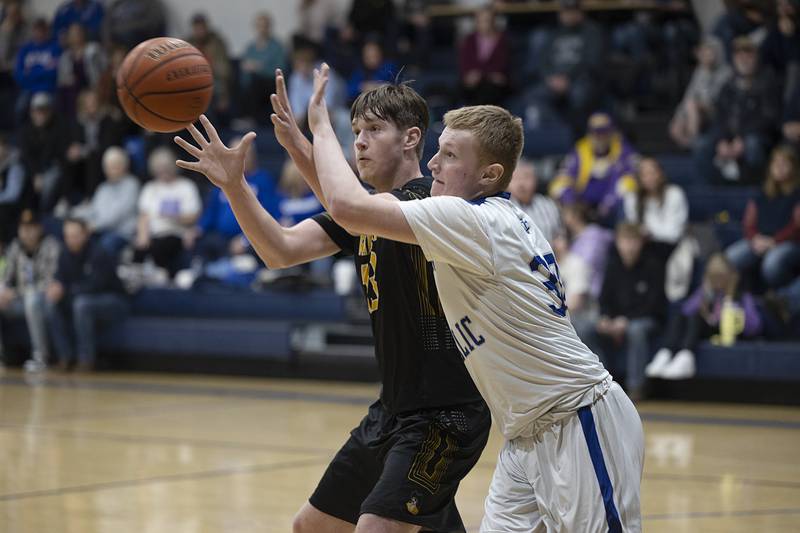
[239,12,286,124]
[52,0,104,44]
[13,18,60,123]
[185,136,277,263]
[346,39,396,103]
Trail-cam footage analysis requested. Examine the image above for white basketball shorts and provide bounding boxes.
[481,382,644,532]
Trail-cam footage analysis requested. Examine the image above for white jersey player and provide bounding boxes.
[307,64,644,533]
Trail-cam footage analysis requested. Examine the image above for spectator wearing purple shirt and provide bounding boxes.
[458,6,510,106]
[549,112,638,226]
[646,253,763,381]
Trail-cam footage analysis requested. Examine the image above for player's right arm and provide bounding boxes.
[174,116,340,269]
[269,68,330,211]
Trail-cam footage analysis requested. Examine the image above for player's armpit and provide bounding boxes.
[328,192,418,245]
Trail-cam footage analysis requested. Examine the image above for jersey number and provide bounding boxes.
[530,253,567,317]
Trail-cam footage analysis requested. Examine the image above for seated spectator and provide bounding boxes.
[347,40,396,103]
[712,0,770,61]
[507,159,562,244]
[271,159,324,227]
[624,157,689,252]
[555,202,612,322]
[133,147,201,277]
[83,147,140,254]
[458,6,510,106]
[0,210,60,372]
[342,0,396,51]
[669,37,732,149]
[761,0,799,98]
[64,89,128,200]
[549,112,638,225]
[0,134,25,245]
[784,86,800,151]
[645,253,763,380]
[52,0,104,44]
[579,222,666,401]
[56,23,106,117]
[18,92,74,213]
[0,1,27,130]
[187,13,231,122]
[535,0,605,132]
[46,216,127,372]
[239,12,287,124]
[396,0,432,69]
[13,18,60,124]
[695,36,781,184]
[185,137,275,263]
[725,145,800,290]
[103,0,166,50]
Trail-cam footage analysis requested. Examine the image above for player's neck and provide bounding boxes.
[375,159,422,193]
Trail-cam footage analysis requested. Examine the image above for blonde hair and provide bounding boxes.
[703,253,739,298]
[443,105,524,192]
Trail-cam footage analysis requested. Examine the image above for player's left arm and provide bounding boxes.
[307,63,418,245]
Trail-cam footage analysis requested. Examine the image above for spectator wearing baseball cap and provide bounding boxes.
[549,112,640,226]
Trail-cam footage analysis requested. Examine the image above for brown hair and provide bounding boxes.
[764,144,800,198]
[350,83,429,158]
[634,157,668,223]
[615,221,644,239]
[443,105,524,192]
[703,252,739,298]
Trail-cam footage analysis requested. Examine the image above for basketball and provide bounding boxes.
[116,37,213,133]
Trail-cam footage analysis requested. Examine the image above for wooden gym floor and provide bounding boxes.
[0,371,798,532]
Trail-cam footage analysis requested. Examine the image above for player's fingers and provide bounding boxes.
[276,69,287,100]
[270,113,287,128]
[175,159,203,173]
[186,122,209,147]
[173,136,203,159]
[236,131,257,154]
[199,114,223,145]
[270,93,286,116]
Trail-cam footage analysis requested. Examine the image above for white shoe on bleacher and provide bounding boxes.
[645,348,673,378]
[660,349,696,380]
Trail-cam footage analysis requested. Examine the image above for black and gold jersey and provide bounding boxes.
[313,177,484,414]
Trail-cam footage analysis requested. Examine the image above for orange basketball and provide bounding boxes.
[116,37,213,133]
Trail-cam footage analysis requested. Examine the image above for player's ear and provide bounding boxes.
[480,163,505,189]
[404,127,422,153]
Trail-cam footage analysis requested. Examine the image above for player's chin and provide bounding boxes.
[431,179,445,196]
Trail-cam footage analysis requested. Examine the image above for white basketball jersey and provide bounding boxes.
[399,193,611,440]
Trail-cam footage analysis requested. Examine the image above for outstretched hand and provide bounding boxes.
[307,63,332,135]
[174,115,256,191]
[270,68,306,153]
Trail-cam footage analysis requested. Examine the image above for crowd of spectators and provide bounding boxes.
[0,0,797,385]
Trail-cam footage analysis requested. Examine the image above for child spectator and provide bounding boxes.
[0,210,60,372]
[646,253,763,380]
[46,216,127,372]
[458,6,510,106]
[549,112,639,225]
[581,222,666,400]
[133,147,201,277]
[725,145,800,289]
[669,37,732,149]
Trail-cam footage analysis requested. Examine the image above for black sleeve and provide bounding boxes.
[640,257,667,321]
[54,249,69,285]
[73,247,119,294]
[598,261,617,318]
[312,212,356,255]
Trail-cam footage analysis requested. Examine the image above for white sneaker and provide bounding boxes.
[661,349,696,380]
[645,348,673,378]
[24,359,47,373]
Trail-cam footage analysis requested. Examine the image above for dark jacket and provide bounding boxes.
[713,71,782,140]
[55,239,125,297]
[599,245,666,321]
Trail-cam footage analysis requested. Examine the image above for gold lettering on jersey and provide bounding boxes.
[359,235,379,313]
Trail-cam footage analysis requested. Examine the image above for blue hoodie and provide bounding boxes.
[14,39,60,93]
